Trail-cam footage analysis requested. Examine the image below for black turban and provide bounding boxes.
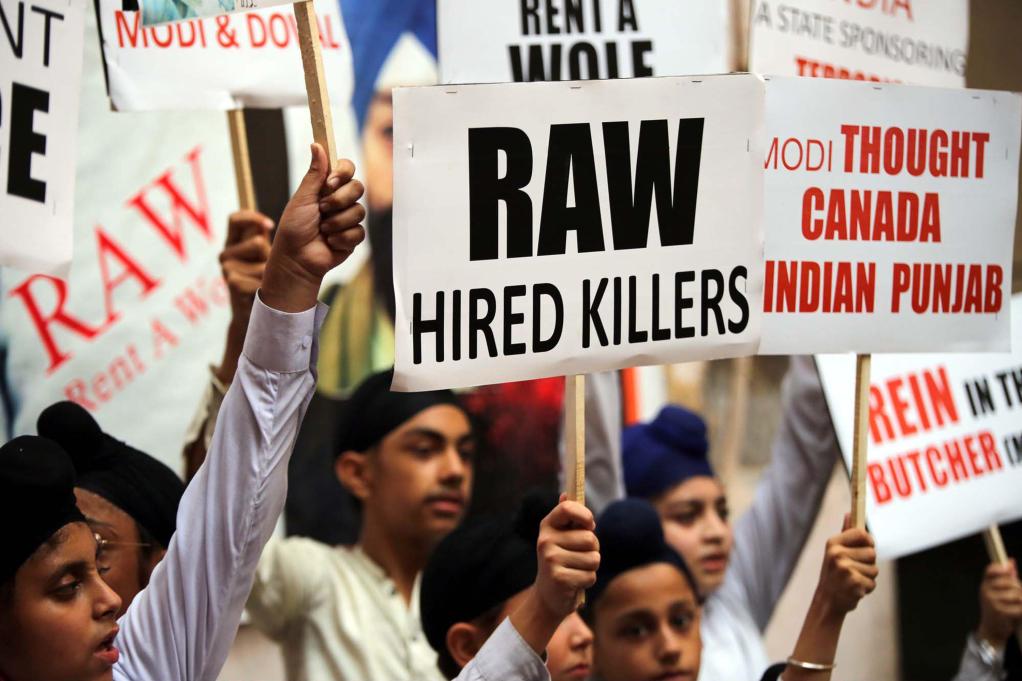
[37,401,184,549]
[0,435,85,583]
[420,490,556,655]
[586,498,699,609]
[335,369,463,455]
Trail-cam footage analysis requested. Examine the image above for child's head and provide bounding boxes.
[38,401,185,615]
[420,491,554,679]
[585,499,702,681]
[546,611,594,681]
[0,436,122,681]
[623,405,733,596]
[334,370,476,547]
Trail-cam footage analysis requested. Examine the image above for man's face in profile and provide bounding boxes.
[362,92,394,212]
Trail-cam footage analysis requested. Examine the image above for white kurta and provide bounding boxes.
[247,539,444,681]
[697,357,840,681]
[109,295,548,681]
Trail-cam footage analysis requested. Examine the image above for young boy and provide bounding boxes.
[36,400,185,615]
[419,491,599,681]
[620,357,838,680]
[244,367,477,680]
[0,143,364,681]
[585,500,879,681]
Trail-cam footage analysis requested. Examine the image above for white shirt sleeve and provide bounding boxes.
[114,294,325,681]
[454,618,550,681]
[721,356,840,631]
[952,634,1005,681]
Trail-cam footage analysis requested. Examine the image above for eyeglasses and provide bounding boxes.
[93,533,153,552]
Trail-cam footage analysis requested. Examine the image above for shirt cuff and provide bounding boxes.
[473,618,549,681]
[242,292,327,374]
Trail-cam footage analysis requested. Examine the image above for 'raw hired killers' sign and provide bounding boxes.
[817,296,1022,559]
[760,77,1021,354]
[392,74,765,391]
[438,0,728,85]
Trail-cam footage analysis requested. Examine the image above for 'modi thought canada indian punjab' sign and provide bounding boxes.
[759,77,1021,354]
[391,75,764,391]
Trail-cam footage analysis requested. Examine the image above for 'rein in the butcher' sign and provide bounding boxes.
[392,74,764,391]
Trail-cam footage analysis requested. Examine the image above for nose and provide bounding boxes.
[702,507,728,544]
[93,576,122,621]
[438,444,468,485]
[656,622,682,666]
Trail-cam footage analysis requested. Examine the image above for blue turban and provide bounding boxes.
[622,405,713,499]
[340,0,437,130]
[585,499,698,610]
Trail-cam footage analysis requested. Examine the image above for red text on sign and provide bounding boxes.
[841,125,989,178]
[868,431,1003,505]
[868,366,958,444]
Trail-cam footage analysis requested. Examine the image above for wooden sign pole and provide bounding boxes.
[850,353,871,529]
[293,1,337,162]
[982,524,1022,649]
[564,374,586,606]
[227,109,257,211]
[564,374,586,505]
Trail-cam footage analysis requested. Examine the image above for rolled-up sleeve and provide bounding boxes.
[115,294,326,681]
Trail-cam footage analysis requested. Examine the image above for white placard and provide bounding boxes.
[760,77,1021,354]
[0,0,85,273]
[818,295,1022,559]
[141,0,294,26]
[392,74,765,391]
[749,0,968,87]
[438,0,728,85]
[99,0,352,111]
[1,6,234,474]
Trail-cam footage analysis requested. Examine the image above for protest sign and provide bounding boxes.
[437,0,728,85]
[391,74,765,392]
[1,0,85,273]
[817,296,1022,559]
[759,77,1021,355]
[1,6,233,473]
[141,0,294,26]
[749,0,968,87]
[98,0,352,111]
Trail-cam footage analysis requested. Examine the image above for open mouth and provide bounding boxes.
[94,627,120,666]
[700,552,728,573]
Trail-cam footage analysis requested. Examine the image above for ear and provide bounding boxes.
[335,450,372,501]
[446,622,486,670]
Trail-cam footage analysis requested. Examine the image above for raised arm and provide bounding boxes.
[181,210,272,480]
[952,560,1021,681]
[115,145,365,681]
[779,518,878,681]
[722,356,840,630]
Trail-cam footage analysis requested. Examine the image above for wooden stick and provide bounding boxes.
[293,1,337,161]
[564,374,586,504]
[982,524,1022,649]
[850,353,871,529]
[227,109,257,211]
